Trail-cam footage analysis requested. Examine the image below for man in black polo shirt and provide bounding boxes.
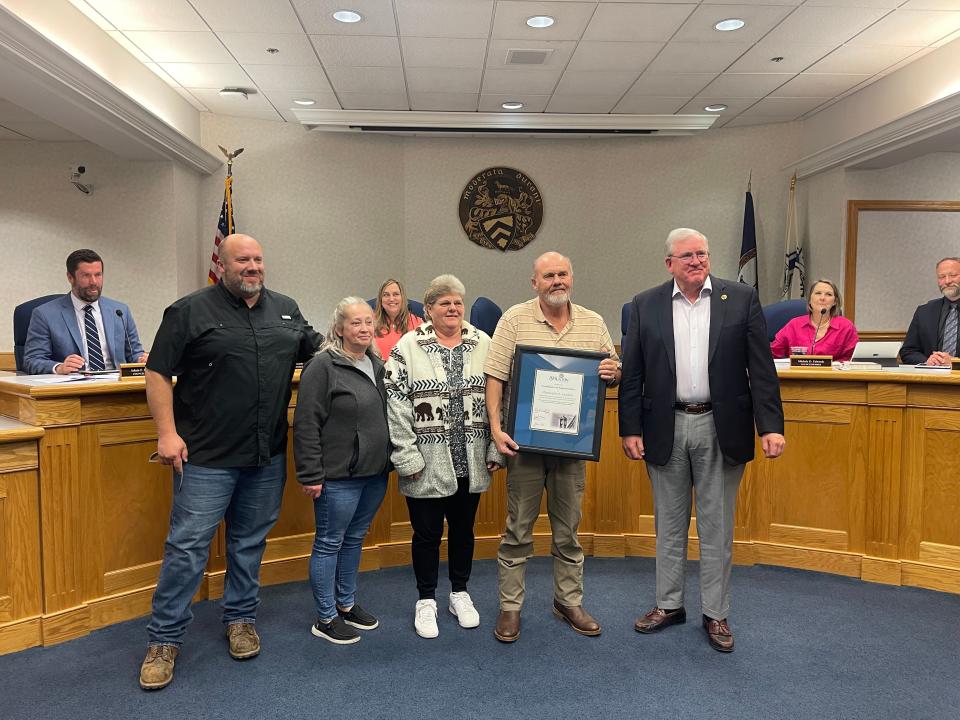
[139,234,320,691]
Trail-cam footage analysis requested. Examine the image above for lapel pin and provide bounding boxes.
[721,294,728,300]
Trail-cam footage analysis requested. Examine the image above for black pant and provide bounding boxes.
[405,476,481,600]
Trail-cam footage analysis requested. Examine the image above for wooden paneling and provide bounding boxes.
[3,370,960,655]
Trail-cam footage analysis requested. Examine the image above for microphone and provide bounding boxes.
[116,308,133,362]
[810,307,827,354]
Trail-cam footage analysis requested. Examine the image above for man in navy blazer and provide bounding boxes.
[23,249,147,375]
[899,257,960,366]
[619,228,784,653]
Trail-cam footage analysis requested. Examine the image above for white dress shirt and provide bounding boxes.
[672,277,711,403]
[70,294,115,369]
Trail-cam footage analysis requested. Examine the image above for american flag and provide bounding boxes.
[208,175,235,284]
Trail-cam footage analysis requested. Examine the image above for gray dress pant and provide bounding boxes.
[645,410,744,620]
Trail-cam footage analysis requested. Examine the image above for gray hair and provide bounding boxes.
[423,274,466,307]
[665,228,709,257]
[318,296,379,359]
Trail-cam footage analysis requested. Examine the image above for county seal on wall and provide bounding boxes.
[459,167,543,251]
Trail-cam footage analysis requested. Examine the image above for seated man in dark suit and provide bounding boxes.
[22,249,147,375]
[900,257,960,366]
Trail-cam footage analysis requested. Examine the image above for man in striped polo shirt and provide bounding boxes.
[485,251,620,643]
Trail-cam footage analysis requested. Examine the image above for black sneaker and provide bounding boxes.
[338,604,379,630]
[311,617,360,645]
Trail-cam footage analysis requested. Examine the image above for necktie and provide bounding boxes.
[942,304,958,356]
[83,305,105,371]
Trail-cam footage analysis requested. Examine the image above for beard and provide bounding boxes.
[76,285,101,302]
[543,290,569,307]
[941,284,960,301]
[224,272,263,298]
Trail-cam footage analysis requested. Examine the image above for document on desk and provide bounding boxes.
[30,373,120,384]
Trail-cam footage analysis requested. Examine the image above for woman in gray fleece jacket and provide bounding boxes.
[385,275,504,640]
[293,297,391,646]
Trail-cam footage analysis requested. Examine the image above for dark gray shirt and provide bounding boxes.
[439,344,469,479]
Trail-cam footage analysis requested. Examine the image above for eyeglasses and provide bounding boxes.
[668,251,710,264]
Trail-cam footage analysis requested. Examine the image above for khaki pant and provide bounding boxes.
[497,452,586,610]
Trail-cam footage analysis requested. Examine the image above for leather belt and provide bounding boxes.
[673,402,712,414]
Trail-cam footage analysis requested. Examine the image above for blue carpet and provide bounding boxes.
[1,557,958,720]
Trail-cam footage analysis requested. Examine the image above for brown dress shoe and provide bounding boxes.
[634,607,687,634]
[552,601,601,636]
[702,615,734,653]
[494,610,520,643]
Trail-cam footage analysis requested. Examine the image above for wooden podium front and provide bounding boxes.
[1,369,959,655]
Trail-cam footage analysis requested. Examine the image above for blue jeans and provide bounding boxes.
[147,454,286,646]
[310,475,388,621]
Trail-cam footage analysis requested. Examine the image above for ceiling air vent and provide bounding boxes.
[505,48,553,65]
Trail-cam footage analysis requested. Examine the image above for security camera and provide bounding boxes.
[69,165,93,195]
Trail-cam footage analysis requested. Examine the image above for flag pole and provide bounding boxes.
[208,146,244,284]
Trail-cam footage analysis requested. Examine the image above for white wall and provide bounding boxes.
[2,140,177,349]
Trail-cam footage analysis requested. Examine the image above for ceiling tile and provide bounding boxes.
[82,0,205,31]
[491,1,597,41]
[184,87,278,114]
[645,41,751,73]
[727,42,836,74]
[622,73,715,97]
[700,73,794,97]
[0,99,43,122]
[740,96,830,116]
[189,0,304,33]
[0,122,84,141]
[702,0,800,5]
[771,73,871,97]
[396,0,494,38]
[261,90,342,111]
[554,70,640,95]
[338,93,410,110]
[217,33,319,65]
[158,62,253,88]
[243,64,333,92]
[107,30,152,62]
[901,0,960,9]
[612,96,688,114]
[762,7,893,47]
[802,0,909,7]
[545,95,621,113]
[848,10,960,46]
[402,37,487,68]
[673,5,795,44]
[0,125,29,140]
[143,62,182,87]
[485,40,576,69]
[124,31,233,64]
[807,44,923,74]
[325,67,407,93]
[723,115,794,127]
[292,0,398,36]
[478,94,550,112]
[481,68,563,94]
[313,35,403,67]
[677,97,758,114]
[406,67,483,94]
[566,41,663,71]
[584,4,696,42]
[409,93,480,111]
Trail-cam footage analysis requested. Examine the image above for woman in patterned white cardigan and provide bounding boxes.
[385,274,503,639]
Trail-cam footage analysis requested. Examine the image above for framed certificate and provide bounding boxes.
[505,345,608,461]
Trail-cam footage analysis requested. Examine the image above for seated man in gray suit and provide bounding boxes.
[23,249,147,375]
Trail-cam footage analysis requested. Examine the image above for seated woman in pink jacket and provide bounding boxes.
[771,279,859,361]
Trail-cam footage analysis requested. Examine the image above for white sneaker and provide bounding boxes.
[449,591,480,628]
[414,599,439,638]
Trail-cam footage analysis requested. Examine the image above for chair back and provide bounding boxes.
[762,299,808,341]
[470,296,502,337]
[13,294,61,372]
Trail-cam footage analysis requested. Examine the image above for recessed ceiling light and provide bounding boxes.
[526,15,555,29]
[502,101,524,110]
[332,9,362,23]
[714,18,745,32]
[704,104,727,112]
[293,98,316,106]
[219,88,248,99]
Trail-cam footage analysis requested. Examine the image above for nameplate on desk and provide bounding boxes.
[790,354,832,369]
[119,363,146,380]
